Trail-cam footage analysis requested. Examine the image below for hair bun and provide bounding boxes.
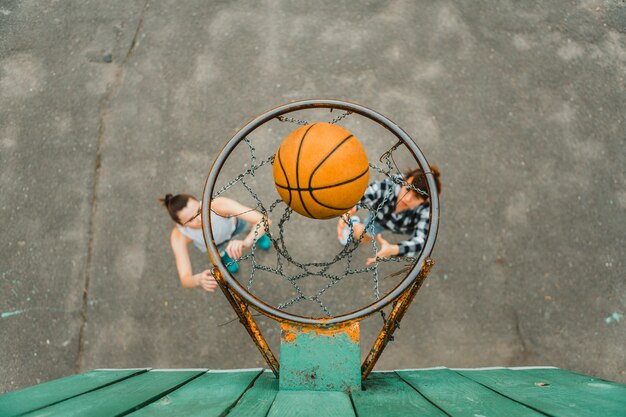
[161,193,173,206]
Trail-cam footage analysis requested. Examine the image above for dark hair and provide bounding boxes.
[160,193,196,224]
[404,164,441,198]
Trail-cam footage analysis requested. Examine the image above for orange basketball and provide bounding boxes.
[273,123,369,219]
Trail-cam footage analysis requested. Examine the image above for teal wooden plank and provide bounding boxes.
[458,367,626,417]
[397,368,547,417]
[127,369,263,416]
[20,370,205,417]
[0,368,148,417]
[266,390,354,417]
[352,372,447,417]
[226,372,279,417]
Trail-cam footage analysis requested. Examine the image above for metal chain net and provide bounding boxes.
[211,112,427,317]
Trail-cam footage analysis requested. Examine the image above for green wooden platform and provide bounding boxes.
[1,367,625,416]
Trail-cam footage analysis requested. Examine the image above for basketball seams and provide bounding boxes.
[309,172,369,211]
[295,124,316,218]
[308,193,354,211]
[307,134,354,189]
[274,166,369,192]
[276,148,292,206]
[274,122,369,219]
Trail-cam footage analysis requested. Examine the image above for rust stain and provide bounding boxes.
[282,329,297,343]
[361,257,435,381]
[217,284,279,376]
[280,322,360,343]
[343,322,360,343]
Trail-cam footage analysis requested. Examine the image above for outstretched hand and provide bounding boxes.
[366,234,400,266]
[196,269,218,292]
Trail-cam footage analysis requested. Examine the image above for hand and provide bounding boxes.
[337,216,348,240]
[195,270,218,292]
[226,239,249,260]
[366,234,400,266]
[336,210,356,240]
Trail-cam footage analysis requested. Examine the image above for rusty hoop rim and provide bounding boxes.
[202,99,439,326]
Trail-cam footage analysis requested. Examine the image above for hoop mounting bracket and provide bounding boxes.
[280,322,361,392]
[361,257,435,380]
[213,269,280,377]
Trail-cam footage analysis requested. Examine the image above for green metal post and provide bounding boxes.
[279,322,361,392]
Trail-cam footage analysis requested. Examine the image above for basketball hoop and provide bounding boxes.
[201,99,439,385]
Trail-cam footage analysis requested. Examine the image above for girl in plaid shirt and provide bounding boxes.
[336,165,441,265]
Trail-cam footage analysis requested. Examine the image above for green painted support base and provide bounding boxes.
[279,322,361,392]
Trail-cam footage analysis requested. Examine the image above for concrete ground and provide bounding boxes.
[1,0,625,393]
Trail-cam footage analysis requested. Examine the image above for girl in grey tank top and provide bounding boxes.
[161,193,271,293]
[176,211,237,253]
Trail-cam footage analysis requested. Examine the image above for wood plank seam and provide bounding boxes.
[218,369,266,417]
[223,373,280,417]
[220,370,278,417]
[456,368,626,416]
[348,390,358,416]
[263,374,281,417]
[452,370,552,417]
[4,369,150,417]
[392,371,453,417]
[117,371,208,416]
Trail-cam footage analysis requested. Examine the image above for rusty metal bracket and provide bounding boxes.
[213,269,280,377]
[361,257,435,381]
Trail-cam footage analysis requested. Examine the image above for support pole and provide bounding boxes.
[361,258,435,381]
[279,322,361,392]
[214,270,280,377]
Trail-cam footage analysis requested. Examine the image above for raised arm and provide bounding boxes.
[365,204,430,266]
[212,197,271,259]
[337,180,387,241]
[170,227,217,292]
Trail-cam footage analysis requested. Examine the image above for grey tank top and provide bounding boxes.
[176,212,236,252]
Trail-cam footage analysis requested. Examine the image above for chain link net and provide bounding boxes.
[210,111,428,318]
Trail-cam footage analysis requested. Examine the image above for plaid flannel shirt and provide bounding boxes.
[358,177,430,257]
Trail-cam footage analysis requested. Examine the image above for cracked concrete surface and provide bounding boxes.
[1,0,625,392]
[75,0,149,374]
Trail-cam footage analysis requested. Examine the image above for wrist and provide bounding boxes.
[382,245,400,258]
